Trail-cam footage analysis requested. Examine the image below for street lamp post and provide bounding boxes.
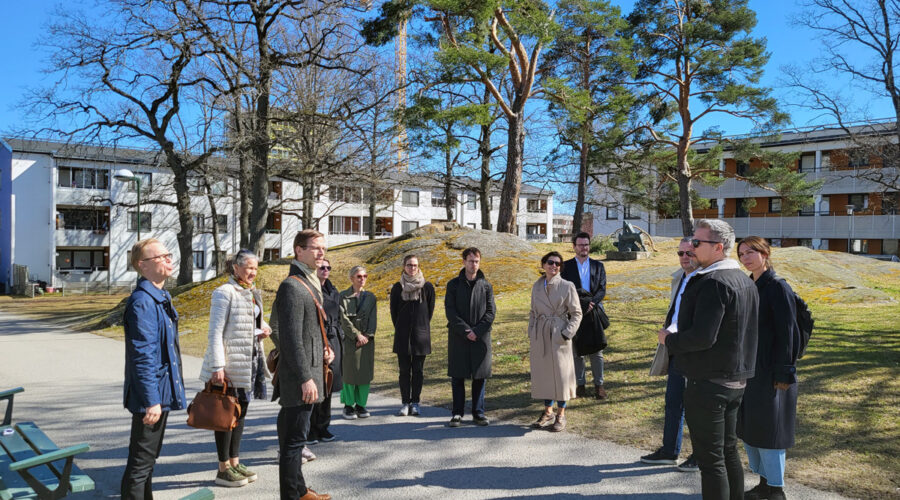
[115,169,143,242]
[846,204,854,254]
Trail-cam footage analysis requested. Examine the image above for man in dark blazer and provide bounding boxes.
[270,229,334,500]
[561,231,608,400]
[121,238,185,500]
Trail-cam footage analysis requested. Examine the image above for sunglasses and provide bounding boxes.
[355,274,368,279]
[691,239,720,248]
[545,260,562,267]
[676,251,694,257]
[319,266,331,271]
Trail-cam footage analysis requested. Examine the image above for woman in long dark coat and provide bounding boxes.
[737,236,801,500]
[390,254,436,417]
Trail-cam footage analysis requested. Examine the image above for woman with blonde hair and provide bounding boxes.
[199,249,271,487]
[736,236,801,500]
[339,265,377,419]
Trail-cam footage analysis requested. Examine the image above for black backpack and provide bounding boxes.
[785,282,814,359]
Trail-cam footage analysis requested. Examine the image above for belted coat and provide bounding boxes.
[528,273,583,401]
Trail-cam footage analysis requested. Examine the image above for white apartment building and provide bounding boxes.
[0,138,553,291]
[590,122,900,258]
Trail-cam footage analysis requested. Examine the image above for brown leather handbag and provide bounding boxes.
[186,381,242,432]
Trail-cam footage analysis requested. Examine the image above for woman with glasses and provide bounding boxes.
[736,236,801,500]
[390,254,436,416]
[339,265,378,420]
[528,251,583,432]
[308,259,342,442]
[199,249,271,488]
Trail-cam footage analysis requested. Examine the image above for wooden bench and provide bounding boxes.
[0,388,93,499]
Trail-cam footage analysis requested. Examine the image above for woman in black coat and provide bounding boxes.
[737,236,801,500]
[390,254,436,417]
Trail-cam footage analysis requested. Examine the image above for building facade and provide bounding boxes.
[590,123,900,258]
[0,138,554,290]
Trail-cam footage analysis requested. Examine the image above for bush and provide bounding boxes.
[590,235,616,254]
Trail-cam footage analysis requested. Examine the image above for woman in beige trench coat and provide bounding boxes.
[529,251,583,432]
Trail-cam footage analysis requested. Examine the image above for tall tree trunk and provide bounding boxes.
[302,175,315,230]
[444,144,454,221]
[573,121,590,235]
[238,155,251,248]
[248,163,269,256]
[677,145,694,237]
[205,184,223,274]
[170,167,195,286]
[496,108,525,234]
[368,200,377,240]
[479,122,492,230]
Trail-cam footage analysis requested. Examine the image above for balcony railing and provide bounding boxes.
[526,233,547,241]
[654,213,899,240]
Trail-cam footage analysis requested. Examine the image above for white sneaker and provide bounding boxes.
[301,446,316,463]
[396,404,409,416]
[410,403,420,416]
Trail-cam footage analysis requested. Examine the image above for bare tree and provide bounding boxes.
[28,0,223,285]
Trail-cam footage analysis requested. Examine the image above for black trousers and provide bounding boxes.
[214,399,249,462]
[684,379,745,500]
[277,404,313,500]
[121,411,169,500]
[309,393,333,440]
[397,354,426,404]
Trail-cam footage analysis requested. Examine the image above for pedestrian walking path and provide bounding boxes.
[0,311,847,499]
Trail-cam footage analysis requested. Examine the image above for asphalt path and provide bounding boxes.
[0,311,849,499]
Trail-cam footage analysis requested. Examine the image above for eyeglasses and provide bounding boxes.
[676,251,694,257]
[545,260,562,267]
[141,253,173,263]
[319,266,332,271]
[405,263,418,268]
[574,243,590,248]
[691,239,720,248]
[355,274,368,279]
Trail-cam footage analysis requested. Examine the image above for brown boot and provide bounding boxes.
[575,385,586,398]
[300,488,331,500]
[594,384,607,400]
[532,410,555,429]
[550,413,567,432]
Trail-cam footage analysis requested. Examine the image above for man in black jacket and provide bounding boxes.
[561,232,608,399]
[658,219,758,500]
[445,247,496,427]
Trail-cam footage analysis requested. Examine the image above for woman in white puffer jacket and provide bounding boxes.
[199,249,271,488]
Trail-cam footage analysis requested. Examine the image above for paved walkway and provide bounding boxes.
[0,311,849,499]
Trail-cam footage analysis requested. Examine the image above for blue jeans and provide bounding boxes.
[451,377,486,417]
[573,349,604,386]
[684,379,745,500]
[744,445,786,487]
[662,362,687,456]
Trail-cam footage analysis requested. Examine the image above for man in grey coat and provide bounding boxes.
[271,229,334,500]
[445,247,496,427]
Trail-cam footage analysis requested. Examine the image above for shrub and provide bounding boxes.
[591,235,616,254]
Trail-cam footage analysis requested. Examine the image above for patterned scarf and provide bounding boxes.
[400,269,426,302]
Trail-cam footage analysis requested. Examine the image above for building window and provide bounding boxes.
[58,167,110,190]
[850,239,869,254]
[56,248,108,271]
[799,200,816,216]
[735,199,750,218]
[526,223,547,240]
[56,207,108,231]
[187,176,204,194]
[709,198,719,210]
[210,180,227,196]
[269,181,283,200]
[215,215,228,233]
[263,248,281,261]
[329,185,362,203]
[848,150,870,168]
[526,199,547,213]
[128,211,152,232]
[736,161,750,176]
[402,190,419,207]
[401,221,419,233]
[848,193,868,211]
[192,214,206,232]
[365,187,394,204]
[466,193,476,210]
[431,189,448,208]
[266,211,282,233]
[798,238,813,248]
[211,250,227,271]
[623,204,639,220]
[769,198,782,213]
[467,223,477,229]
[125,172,152,193]
[362,216,393,236]
[884,192,899,215]
[770,238,782,248]
[192,251,205,270]
[606,206,619,220]
[329,216,361,235]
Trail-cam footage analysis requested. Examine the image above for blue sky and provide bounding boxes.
[0,0,891,138]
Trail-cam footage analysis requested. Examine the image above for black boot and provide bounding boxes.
[744,476,770,500]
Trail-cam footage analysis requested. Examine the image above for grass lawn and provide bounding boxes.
[2,234,898,498]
